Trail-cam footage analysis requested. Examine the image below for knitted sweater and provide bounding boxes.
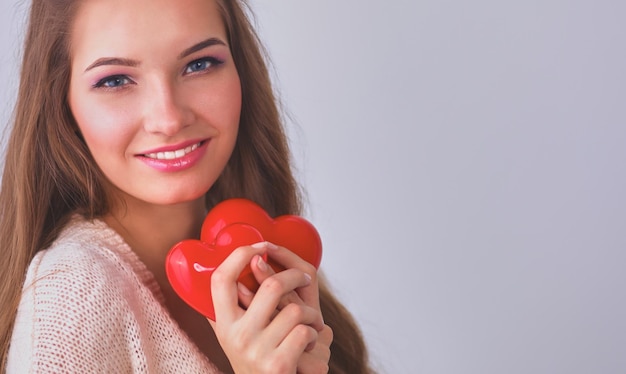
[7,215,221,373]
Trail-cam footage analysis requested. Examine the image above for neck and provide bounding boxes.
[103,195,206,288]
[101,192,233,372]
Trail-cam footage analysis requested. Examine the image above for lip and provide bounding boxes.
[136,139,209,172]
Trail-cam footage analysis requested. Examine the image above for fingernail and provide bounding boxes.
[256,255,268,272]
[304,273,312,285]
[251,242,267,249]
[266,242,278,250]
[237,282,253,296]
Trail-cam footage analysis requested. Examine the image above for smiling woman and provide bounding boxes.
[68,0,241,207]
[0,0,373,373]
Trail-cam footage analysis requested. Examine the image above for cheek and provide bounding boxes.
[207,75,242,133]
[71,97,137,156]
[189,66,241,118]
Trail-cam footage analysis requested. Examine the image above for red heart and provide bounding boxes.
[165,198,323,321]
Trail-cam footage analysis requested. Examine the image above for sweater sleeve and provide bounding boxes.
[7,244,151,373]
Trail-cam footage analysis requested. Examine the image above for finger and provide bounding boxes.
[302,323,332,353]
[237,281,254,309]
[296,351,331,374]
[296,325,333,374]
[318,324,334,347]
[238,280,281,322]
[265,243,321,309]
[264,303,324,343]
[251,254,305,310]
[237,255,308,315]
[244,267,313,327]
[211,244,266,325]
[274,324,318,368]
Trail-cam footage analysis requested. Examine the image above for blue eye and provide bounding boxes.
[94,75,132,89]
[184,57,223,74]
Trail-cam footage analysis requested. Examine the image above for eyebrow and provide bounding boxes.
[178,37,227,59]
[83,38,227,73]
[84,57,139,72]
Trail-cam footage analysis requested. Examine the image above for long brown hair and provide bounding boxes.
[0,1,373,372]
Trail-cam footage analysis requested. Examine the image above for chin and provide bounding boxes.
[151,191,207,207]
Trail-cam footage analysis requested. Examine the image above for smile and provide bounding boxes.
[144,142,202,160]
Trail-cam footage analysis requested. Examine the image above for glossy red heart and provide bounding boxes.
[165,198,323,321]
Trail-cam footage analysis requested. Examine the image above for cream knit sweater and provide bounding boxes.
[7,216,221,373]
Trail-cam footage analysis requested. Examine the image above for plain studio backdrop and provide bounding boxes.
[1,1,625,373]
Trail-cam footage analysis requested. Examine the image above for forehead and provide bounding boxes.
[70,0,227,64]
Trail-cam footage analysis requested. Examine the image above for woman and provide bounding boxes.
[0,0,372,372]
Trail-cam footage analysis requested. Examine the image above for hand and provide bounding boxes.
[208,243,329,373]
[238,243,333,374]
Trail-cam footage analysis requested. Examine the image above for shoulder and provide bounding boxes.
[7,216,161,371]
[8,216,220,373]
[19,215,160,314]
[31,215,160,294]
[24,216,146,299]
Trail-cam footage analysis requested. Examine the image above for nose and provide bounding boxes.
[143,81,194,136]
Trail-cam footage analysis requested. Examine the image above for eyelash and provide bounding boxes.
[183,56,224,75]
[92,56,225,90]
[93,75,132,90]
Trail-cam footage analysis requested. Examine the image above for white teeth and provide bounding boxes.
[145,143,200,160]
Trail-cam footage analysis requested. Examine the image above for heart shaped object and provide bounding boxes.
[166,198,323,320]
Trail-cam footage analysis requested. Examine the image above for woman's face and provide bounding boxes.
[68,0,241,207]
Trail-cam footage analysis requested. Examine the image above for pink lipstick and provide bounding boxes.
[137,139,208,172]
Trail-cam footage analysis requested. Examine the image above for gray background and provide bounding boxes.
[2,1,625,373]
